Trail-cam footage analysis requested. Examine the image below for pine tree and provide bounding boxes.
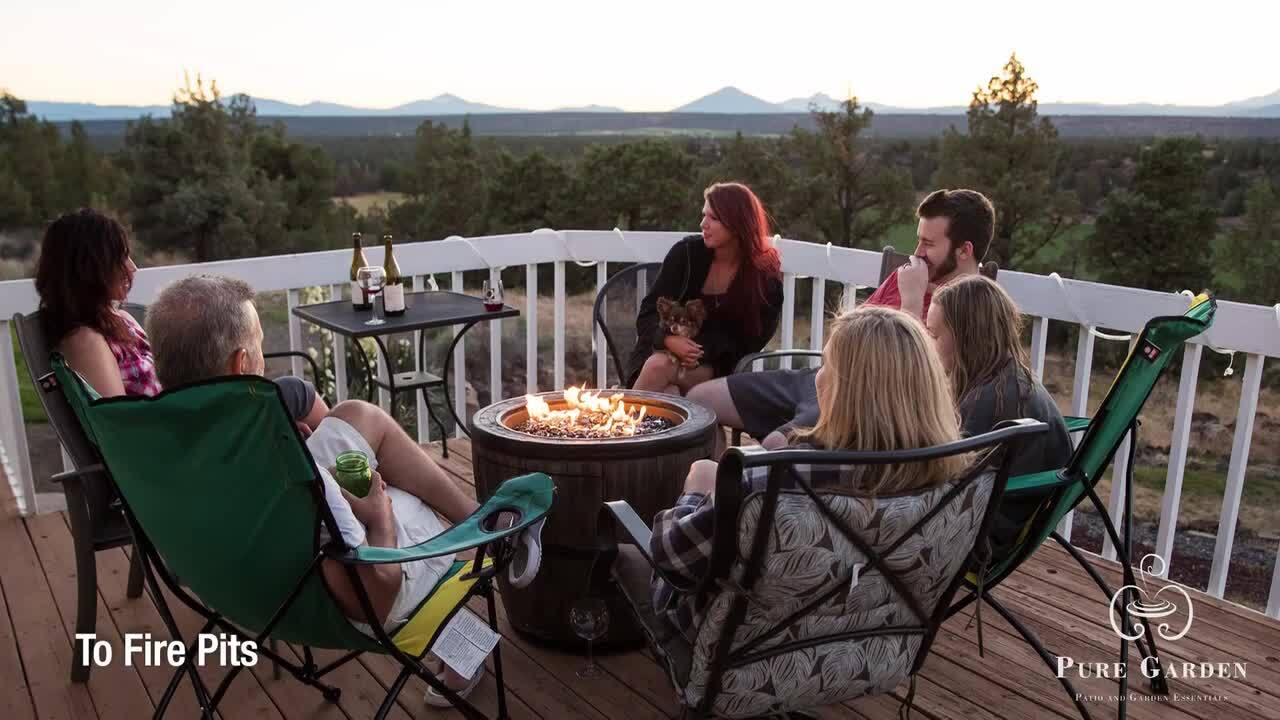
[935,54,1079,268]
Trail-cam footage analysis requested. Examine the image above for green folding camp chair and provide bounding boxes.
[50,354,554,720]
[947,293,1217,720]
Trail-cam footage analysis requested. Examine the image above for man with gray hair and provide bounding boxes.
[146,274,489,697]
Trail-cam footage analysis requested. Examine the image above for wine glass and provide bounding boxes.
[569,597,609,678]
[482,278,504,311]
[357,266,386,326]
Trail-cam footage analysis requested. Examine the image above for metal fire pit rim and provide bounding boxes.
[469,389,716,459]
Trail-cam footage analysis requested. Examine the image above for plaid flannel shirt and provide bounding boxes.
[649,445,856,639]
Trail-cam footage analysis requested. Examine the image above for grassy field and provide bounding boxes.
[333,191,407,216]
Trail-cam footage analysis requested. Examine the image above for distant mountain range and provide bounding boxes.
[23,86,1280,120]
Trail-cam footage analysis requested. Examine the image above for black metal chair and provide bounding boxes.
[592,262,663,388]
[12,309,146,682]
[601,420,1047,719]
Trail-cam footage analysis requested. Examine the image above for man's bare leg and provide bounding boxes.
[632,352,680,393]
[674,365,715,395]
[687,378,746,458]
[327,400,479,524]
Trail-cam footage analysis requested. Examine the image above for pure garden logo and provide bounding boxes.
[1108,553,1193,642]
[1055,553,1248,686]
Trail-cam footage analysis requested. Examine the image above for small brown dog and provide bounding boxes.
[656,297,707,377]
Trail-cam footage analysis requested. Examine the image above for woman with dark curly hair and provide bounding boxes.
[34,208,326,427]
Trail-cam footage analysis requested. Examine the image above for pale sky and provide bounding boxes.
[2,0,1277,110]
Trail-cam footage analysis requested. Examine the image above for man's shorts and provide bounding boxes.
[307,416,455,635]
[724,367,820,440]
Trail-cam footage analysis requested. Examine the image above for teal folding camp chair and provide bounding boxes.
[50,354,554,720]
[947,293,1217,720]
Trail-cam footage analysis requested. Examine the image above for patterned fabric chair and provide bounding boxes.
[602,420,1047,719]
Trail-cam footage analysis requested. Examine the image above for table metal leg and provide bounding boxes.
[350,337,378,403]
[372,335,399,414]
[420,386,450,459]
[441,320,481,438]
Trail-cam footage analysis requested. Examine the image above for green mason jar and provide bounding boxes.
[334,450,372,498]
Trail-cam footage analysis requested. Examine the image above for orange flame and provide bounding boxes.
[523,386,648,437]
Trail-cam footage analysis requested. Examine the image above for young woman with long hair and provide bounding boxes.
[649,306,972,637]
[926,275,1071,554]
[628,182,783,394]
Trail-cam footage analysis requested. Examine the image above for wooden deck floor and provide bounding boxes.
[3,438,1278,720]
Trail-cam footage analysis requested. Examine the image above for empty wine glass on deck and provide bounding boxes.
[357,266,387,326]
[482,278,504,311]
[569,597,609,678]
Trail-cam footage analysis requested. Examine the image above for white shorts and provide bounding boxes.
[307,416,455,635]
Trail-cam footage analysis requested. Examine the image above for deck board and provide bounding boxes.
[3,437,1277,719]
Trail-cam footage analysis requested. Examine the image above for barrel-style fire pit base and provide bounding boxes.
[471,390,716,649]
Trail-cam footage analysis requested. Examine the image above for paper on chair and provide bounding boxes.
[431,608,500,679]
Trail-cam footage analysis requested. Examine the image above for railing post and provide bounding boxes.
[489,267,503,403]
[1208,353,1265,598]
[329,284,348,403]
[0,319,34,515]
[595,263,608,388]
[286,288,305,379]
[554,261,566,391]
[1029,316,1049,380]
[1058,325,1097,540]
[413,275,429,443]
[452,270,467,439]
[808,278,825,369]
[526,264,538,395]
[1102,335,1140,562]
[1268,544,1280,618]
[1153,343,1203,576]
[779,273,796,369]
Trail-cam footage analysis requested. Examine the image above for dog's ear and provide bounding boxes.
[656,296,675,320]
[686,299,707,325]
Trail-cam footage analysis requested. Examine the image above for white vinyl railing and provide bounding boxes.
[1,230,1277,617]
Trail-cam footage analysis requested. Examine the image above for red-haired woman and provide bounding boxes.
[628,182,783,395]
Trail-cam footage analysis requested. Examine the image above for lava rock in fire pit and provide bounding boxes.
[513,415,675,439]
[514,387,676,439]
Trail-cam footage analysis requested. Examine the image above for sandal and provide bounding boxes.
[508,517,545,589]
[423,663,485,707]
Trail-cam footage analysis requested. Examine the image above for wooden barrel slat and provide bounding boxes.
[472,391,717,648]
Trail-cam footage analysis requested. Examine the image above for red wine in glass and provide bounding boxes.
[483,278,504,311]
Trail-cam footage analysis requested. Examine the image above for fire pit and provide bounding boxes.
[471,388,716,648]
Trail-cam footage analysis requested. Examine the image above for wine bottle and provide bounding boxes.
[349,232,372,310]
[382,233,406,316]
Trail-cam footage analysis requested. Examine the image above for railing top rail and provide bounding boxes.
[1,229,1276,357]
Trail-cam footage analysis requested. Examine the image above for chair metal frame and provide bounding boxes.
[51,357,554,719]
[602,420,1047,719]
[591,261,664,387]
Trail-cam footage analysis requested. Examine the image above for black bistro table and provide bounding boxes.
[292,291,518,457]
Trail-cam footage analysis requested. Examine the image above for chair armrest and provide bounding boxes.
[1005,469,1072,495]
[50,463,106,484]
[339,472,555,565]
[733,349,824,375]
[599,500,703,592]
[1065,416,1090,433]
[602,500,654,562]
[265,350,323,387]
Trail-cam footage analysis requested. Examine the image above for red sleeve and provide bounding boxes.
[866,272,901,309]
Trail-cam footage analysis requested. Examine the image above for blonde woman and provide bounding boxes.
[925,275,1071,554]
[649,306,971,638]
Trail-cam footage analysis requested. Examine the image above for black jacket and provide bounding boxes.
[626,235,784,386]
